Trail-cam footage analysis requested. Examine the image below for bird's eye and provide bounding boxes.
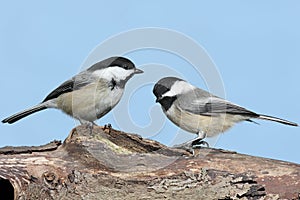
[123,64,128,69]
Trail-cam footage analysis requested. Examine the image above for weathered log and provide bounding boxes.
[0,125,299,200]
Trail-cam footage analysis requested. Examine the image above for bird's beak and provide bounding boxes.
[155,96,162,103]
[134,68,144,74]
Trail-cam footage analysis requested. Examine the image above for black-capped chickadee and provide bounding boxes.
[153,77,298,147]
[2,56,143,125]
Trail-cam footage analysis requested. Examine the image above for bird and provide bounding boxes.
[2,56,143,125]
[153,76,298,148]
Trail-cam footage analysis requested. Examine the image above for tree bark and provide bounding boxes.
[0,125,299,200]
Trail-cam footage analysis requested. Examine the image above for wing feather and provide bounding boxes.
[42,72,96,102]
[177,89,259,117]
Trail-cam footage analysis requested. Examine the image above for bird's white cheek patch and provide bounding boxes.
[162,90,176,97]
[163,81,195,97]
[93,67,134,81]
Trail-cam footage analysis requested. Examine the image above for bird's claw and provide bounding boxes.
[173,142,195,155]
[84,122,95,135]
[102,123,112,133]
[173,138,209,156]
[191,139,209,148]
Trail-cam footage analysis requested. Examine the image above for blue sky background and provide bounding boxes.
[1,1,299,163]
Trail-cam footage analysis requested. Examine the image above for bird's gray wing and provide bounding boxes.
[177,89,259,117]
[42,71,96,102]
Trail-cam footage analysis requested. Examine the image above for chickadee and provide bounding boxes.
[2,56,143,125]
[153,77,298,147]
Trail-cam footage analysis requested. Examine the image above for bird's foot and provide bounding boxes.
[102,123,112,133]
[173,138,209,156]
[173,141,195,155]
[191,138,209,148]
[82,122,95,135]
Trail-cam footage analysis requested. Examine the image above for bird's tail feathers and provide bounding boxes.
[258,114,298,126]
[2,104,47,124]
